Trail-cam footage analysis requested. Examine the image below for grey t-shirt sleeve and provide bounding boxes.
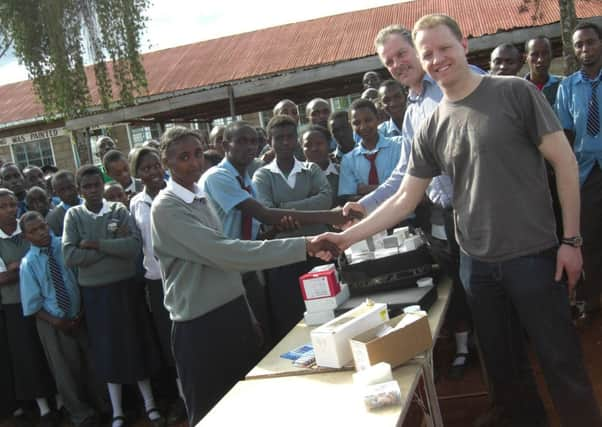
[407,119,441,179]
[519,79,563,146]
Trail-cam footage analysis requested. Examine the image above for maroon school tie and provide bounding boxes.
[364,152,379,185]
[236,176,253,240]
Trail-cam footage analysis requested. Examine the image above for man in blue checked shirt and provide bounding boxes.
[19,211,100,427]
[342,24,485,382]
[555,21,602,316]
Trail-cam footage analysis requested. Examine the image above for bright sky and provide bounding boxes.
[0,0,403,85]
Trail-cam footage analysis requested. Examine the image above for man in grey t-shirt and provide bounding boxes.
[316,14,601,427]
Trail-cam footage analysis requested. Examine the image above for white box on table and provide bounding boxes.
[310,301,389,368]
[304,283,350,312]
[304,309,336,326]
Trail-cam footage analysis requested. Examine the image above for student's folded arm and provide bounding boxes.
[97,212,142,257]
[152,205,307,273]
[62,213,106,267]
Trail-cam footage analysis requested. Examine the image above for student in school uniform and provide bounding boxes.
[46,171,81,237]
[301,125,340,207]
[200,121,351,347]
[129,147,187,425]
[253,115,333,341]
[0,163,28,217]
[19,211,101,427]
[150,126,338,425]
[338,98,402,202]
[0,189,56,426]
[25,186,52,218]
[103,182,128,205]
[62,166,163,427]
[102,150,144,204]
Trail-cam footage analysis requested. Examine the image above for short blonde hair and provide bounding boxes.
[412,14,463,43]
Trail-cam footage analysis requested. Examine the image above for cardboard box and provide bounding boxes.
[304,309,336,326]
[311,302,389,368]
[350,313,432,371]
[304,283,350,312]
[299,264,341,300]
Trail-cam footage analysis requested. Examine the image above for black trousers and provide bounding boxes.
[172,296,259,426]
[578,165,602,310]
[460,250,601,426]
[0,310,16,418]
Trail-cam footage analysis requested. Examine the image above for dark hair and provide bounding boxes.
[160,126,204,157]
[102,149,127,172]
[273,99,298,115]
[524,36,551,53]
[305,98,330,116]
[379,79,408,95]
[51,170,75,188]
[0,188,16,200]
[0,162,21,176]
[574,21,602,39]
[350,98,378,117]
[301,124,332,143]
[76,165,103,188]
[23,165,43,175]
[129,147,160,178]
[266,115,298,139]
[104,181,124,192]
[223,120,256,143]
[41,165,59,174]
[491,43,522,59]
[329,110,349,124]
[25,186,48,199]
[203,149,223,167]
[19,210,45,234]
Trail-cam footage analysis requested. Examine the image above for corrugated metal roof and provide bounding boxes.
[1,0,601,127]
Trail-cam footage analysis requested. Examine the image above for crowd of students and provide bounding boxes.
[0,14,600,427]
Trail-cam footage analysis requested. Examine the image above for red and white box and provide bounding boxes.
[299,264,341,300]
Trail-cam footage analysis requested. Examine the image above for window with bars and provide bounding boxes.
[11,139,55,169]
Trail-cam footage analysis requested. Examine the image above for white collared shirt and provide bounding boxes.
[0,223,21,239]
[125,178,136,194]
[0,223,21,273]
[305,160,339,177]
[324,161,339,176]
[265,158,305,189]
[131,189,162,280]
[82,199,111,219]
[166,179,205,204]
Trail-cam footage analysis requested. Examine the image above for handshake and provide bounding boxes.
[305,201,366,261]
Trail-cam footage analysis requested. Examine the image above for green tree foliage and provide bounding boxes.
[2,0,150,119]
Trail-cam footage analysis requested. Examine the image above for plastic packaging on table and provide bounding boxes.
[362,380,402,410]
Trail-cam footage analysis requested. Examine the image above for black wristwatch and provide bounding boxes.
[561,235,583,248]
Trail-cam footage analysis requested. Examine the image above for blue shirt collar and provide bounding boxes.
[58,197,82,211]
[30,234,60,255]
[354,135,392,156]
[577,68,602,84]
[219,158,252,184]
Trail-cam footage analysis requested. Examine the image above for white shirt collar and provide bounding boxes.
[125,178,136,193]
[166,179,205,204]
[82,199,111,219]
[266,158,305,189]
[324,161,339,176]
[0,223,21,239]
[305,160,339,176]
